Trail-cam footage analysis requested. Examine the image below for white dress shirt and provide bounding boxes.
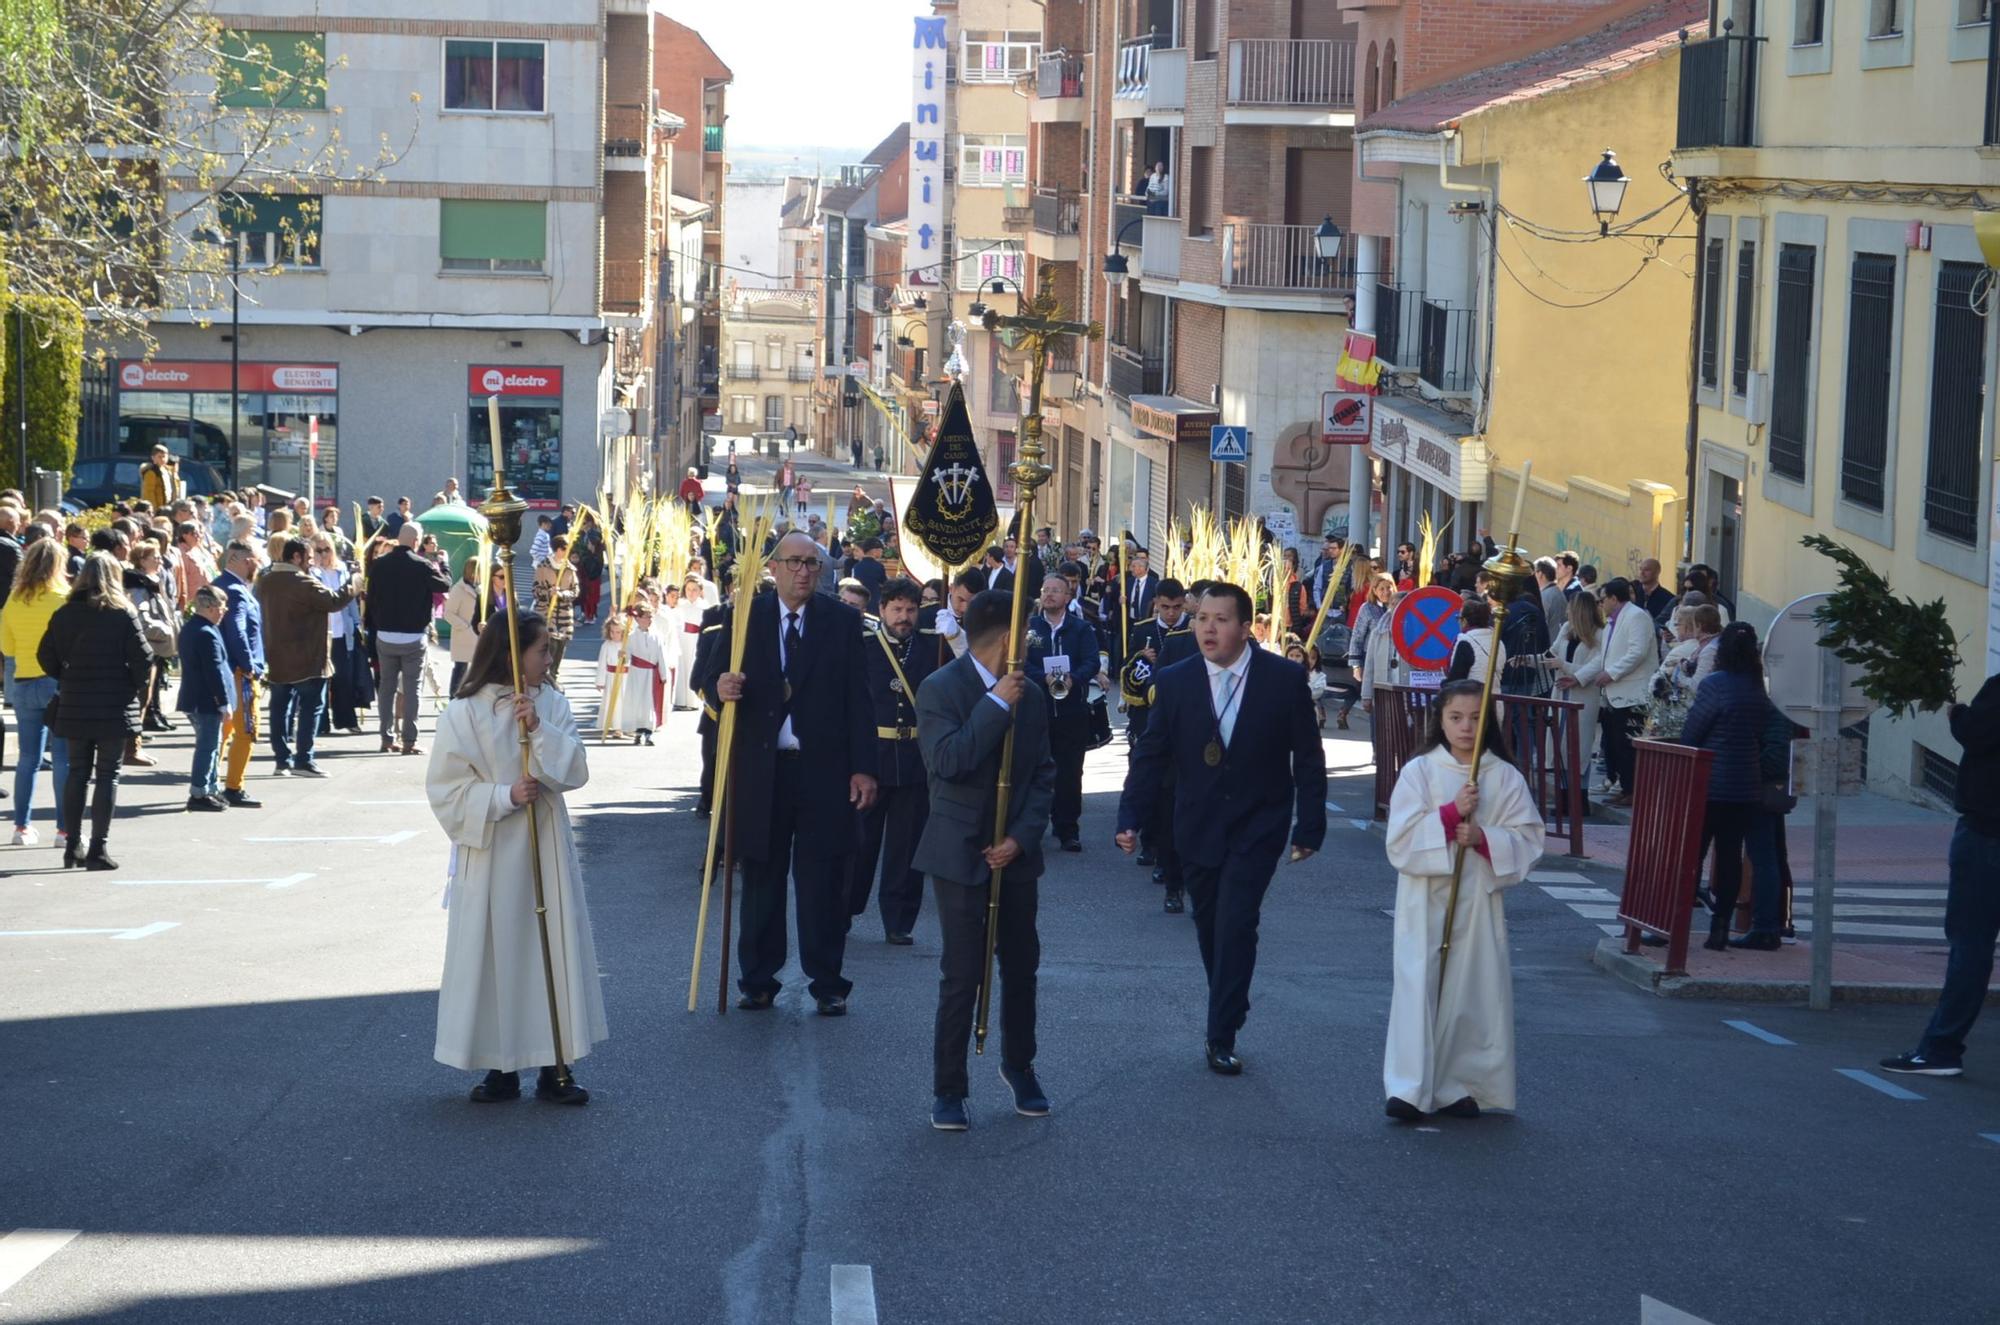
[1204,647,1252,747]
[777,601,806,749]
[969,652,1011,712]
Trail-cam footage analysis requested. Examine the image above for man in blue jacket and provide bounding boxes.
[210,541,264,808]
[175,585,236,811]
[1116,583,1326,1075]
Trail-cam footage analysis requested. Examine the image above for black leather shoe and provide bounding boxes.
[1440,1096,1481,1118]
[1059,837,1082,853]
[469,1070,520,1103]
[186,796,227,813]
[535,1066,589,1105]
[1136,849,1157,866]
[1729,931,1782,951]
[84,847,118,871]
[1702,926,1730,952]
[1385,1097,1423,1121]
[223,789,262,808]
[1205,1042,1242,1075]
[1164,889,1185,914]
[885,931,914,946]
[815,995,848,1017]
[736,990,776,1011]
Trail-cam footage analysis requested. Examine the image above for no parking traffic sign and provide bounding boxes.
[1391,585,1463,672]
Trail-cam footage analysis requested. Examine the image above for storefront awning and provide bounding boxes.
[1370,398,1488,503]
[1129,394,1219,447]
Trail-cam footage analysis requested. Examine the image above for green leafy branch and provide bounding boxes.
[1801,534,1962,719]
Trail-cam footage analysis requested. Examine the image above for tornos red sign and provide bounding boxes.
[468,365,563,397]
[117,361,338,394]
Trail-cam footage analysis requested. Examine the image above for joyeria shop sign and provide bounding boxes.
[468,365,564,397]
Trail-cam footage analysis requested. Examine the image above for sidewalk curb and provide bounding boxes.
[1589,937,2000,1006]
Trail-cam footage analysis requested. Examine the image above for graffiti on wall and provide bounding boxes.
[1551,528,1642,577]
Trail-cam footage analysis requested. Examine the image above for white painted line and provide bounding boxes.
[1349,819,1372,831]
[1527,870,1593,885]
[1541,885,1617,902]
[830,1264,878,1325]
[110,872,314,889]
[1981,1133,2000,1146]
[242,830,420,846]
[349,799,430,806]
[1836,1068,1925,1101]
[1324,800,1344,813]
[1568,903,1622,919]
[112,922,180,941]
[1723,1020,1795,1047]
[1640,1295,1718,1325]
[0,1229,80,1293]
[1791,921,1945,940]
[1598,923,1625,937]
[0,923,177,941]
[1793,887,1949,901]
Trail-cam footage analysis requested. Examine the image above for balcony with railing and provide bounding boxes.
[1114,35,1152,110]
[727,362,762,382]
[1029,186,1082,262]
[703,122,724,154]
[787,364,818,383]
[1418,300,1477,395]
[1674,32,1757,151]
[1373,283,1425,367]
[1225,39,1357,120]
[604,101,652,163]
[1139,215,1181,282]
[1032,53,1086,123]
[1107,343,1163,401]
[1220,223,1356,304]
[1147,46,1186,117]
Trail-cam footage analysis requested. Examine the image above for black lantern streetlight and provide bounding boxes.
[1584,149,1630,236]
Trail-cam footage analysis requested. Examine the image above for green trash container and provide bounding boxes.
[414,503,490,651]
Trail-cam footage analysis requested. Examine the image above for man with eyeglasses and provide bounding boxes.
[712,532,879,1016]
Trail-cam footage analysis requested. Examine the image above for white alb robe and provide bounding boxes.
[1383,745,1543,1112]
[595,637,651,734]
[621,624,668,732]
[672,596,704,709]
[429,683,607,1073]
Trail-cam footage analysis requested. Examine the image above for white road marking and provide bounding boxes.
[348,799,430,805]
[1791,920,1945,940]
[1793,887,1948,901]
[0,922,177,941]
[830,1264,878,1325]
[1835,1068,1924,1101]
[1541,885,1617,902]
[0,1228,80,1293]
[1981,1133,2000,1146]
[1568,903,1621,919]
[242,830,420,846]
[1723,1020,1795,1046]
[110,872,314,890]
[1349,818,1372,831]
[1640,1295,1718,1325]
[1527,870,1593,885]
[1324,800,1344,813]
[1597,923,1625,937]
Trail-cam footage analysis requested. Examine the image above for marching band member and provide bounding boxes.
[1124,578,1197,909]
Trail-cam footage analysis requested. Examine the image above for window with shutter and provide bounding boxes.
[1924,261,1988,545]
[1839,253,1895,512]
[1699,237,1725,390]
[1769,243,1816,482]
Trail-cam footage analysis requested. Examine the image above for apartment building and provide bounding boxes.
[112,1,727,517]
[779,174,824,293]
[1674,0,2000,801]
[719,289,817,440]
[814,127,910,463]
[1353,0,1701,571]
[1026,0,1364,551]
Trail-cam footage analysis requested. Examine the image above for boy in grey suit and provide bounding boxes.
[914,590,1058,1130]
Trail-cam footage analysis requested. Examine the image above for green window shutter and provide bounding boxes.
[440,200,546,262]
[219,29,326,109]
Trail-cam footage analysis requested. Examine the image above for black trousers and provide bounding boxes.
[1183,851,1279,1048]
[1154,780,1182,888]
[737,754,852,1001]
[847,778,929,936]
[1048,714,1086,840]
[698,722,718,813]
[63,735,124,849]
[1601,704,1641,792]
[932,874,1039,1097]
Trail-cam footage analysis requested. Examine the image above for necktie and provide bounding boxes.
[1216,669,1240,747]
[784,611,803,684]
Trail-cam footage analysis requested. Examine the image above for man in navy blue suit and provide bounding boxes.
[711,531,879,1016]
[1116,582,1326,1074]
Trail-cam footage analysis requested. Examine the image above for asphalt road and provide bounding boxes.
[4,641,1997,1324]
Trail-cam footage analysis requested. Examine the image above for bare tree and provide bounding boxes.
[0,0,417,349]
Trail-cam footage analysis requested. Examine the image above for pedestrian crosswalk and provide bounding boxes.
[1527,872,1950,944]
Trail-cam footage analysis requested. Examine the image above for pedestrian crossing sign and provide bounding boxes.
[1209,425,1249,463]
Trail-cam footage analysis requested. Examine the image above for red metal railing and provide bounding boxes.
[1370,684,1587,856]
[1617,739,1716,975]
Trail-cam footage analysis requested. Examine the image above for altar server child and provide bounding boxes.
[594,614,634,740]
[621,598,668,745]
[1382,678,1542,1122]
[429,611,604,1105]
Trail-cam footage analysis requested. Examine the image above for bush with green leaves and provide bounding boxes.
[0,295,84,482]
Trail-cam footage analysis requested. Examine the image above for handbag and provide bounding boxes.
[139,595,179,657]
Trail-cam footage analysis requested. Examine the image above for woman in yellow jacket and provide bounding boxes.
[139,445,185,509]
[0,539,72,848]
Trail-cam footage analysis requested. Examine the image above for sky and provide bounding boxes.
[656,0,911,155]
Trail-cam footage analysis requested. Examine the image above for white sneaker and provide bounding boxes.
[10,826,37,847]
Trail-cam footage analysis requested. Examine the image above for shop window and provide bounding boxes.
[444,39,546,113]
[440,199,545,273]
[225,193,320,268]
[469,394,562,510]
[218,29,326,109]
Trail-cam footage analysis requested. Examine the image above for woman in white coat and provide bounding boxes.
[1549,591,1606,796]
[428,610,605,1105]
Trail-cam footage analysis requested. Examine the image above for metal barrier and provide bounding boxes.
[1616,739,1716,975]
[1370,684,1587,856]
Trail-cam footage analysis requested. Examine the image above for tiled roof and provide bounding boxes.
[864,123,910,165]
[1365,0,1707,134]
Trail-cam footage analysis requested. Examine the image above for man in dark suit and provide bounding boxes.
[913,589,1057,1130]
[712,531,878,1015]
[847,577,938,944]
[691,593,731,818]
[1024,571,1103,853]
[1116,582,1326,1074]
[848,536,889,612]
[1125,577,1197,901]
[1121,547,1160,634]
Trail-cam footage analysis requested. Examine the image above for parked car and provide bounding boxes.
[116,414,232,469]
[63,456,227,512]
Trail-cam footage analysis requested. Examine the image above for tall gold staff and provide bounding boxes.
[1436,462,1534,1003]
[971,274,1099,1054]
[481,395,576,1093]
[1301,541,1356,657]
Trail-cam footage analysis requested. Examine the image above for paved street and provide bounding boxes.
[4,643,1997,1324]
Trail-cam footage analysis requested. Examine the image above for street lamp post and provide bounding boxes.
[1584,149,1631,237]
